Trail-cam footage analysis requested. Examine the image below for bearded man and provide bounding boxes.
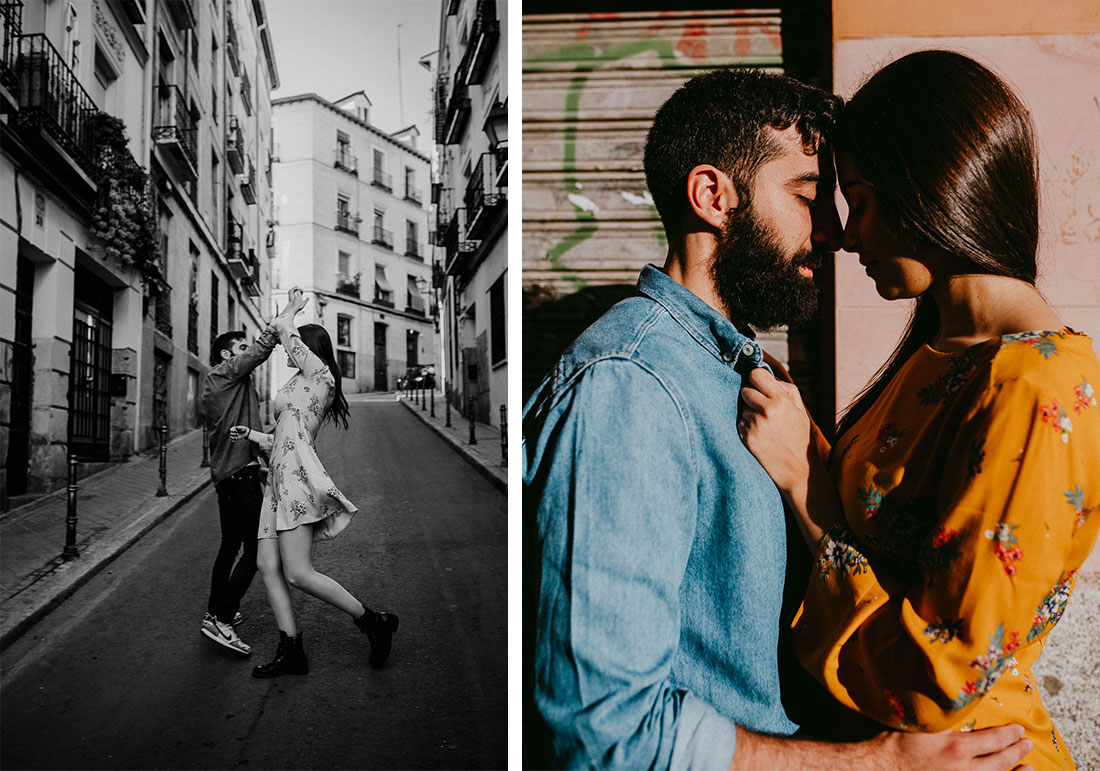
[521,70,1032,770]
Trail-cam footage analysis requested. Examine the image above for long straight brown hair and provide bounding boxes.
[834,50,1040,439]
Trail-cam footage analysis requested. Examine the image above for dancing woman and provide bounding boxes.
[232,287,398,676]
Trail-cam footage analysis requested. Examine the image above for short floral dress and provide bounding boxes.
[792,329,1100,769]
[258,324,357,542]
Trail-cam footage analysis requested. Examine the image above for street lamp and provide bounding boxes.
[483,101,507,151]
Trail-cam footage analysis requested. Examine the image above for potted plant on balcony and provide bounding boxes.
[88,112,163,294]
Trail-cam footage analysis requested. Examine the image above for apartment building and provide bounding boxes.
[270,91,434,393]
[434,0,507,426]
[0,0,276,504]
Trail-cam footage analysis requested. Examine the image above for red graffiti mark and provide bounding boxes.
[676,24,708,61]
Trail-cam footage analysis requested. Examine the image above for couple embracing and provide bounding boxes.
[524,52,1100,769]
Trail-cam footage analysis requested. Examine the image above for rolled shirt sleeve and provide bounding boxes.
[526,358,737,769]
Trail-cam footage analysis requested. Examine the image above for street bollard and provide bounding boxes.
[500,404,508,467]
[63,454,79,559]
[430,387,436,418]
[445,388,452,428]
[468,395,477,445]
[200,420,210,467]
[156,421,169,497]
[421,381,426,412]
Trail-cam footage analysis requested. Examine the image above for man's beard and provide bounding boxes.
[709,201,821,331]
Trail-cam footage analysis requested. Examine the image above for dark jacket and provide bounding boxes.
[201,327,278,484]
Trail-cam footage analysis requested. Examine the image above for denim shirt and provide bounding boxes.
[523,265,797,769]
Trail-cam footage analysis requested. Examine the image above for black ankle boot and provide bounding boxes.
[355,610,399,668]
[252,631,309,678]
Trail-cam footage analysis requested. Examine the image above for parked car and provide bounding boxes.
[398,365,434,391]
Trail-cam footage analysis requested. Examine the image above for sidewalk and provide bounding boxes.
[1,428,212,649]
[397,391,508,493]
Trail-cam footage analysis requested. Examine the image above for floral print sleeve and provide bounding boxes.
[792,334,1100,755]
[275,318,332,386]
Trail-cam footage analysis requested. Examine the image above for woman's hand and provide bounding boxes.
[737,367,813,493]
[229,425,251,441]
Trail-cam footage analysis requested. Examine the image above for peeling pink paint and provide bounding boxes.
[676,24,709,61]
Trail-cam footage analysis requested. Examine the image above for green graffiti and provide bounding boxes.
[525,34,683,288]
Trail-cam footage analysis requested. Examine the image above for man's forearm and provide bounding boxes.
[730,729,874,770]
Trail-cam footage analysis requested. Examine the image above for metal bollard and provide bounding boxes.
[468,395,477,445]
[63,454,79,559]
[200,420,210,467]
[430,386,436,418]
[156,421,169,497]
[499,404,508,467]
[421,381,426,411]
[445,388,452,428]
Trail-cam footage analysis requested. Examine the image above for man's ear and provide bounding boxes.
[686,165,739,231]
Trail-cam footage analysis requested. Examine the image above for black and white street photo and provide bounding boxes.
[1,0,508,768]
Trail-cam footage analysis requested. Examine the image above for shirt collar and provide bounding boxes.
[636,264,765,371]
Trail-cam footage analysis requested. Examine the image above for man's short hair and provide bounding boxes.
[643,68,839,245]
[211,331,246,366]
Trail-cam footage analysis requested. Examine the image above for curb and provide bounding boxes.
[0,475,213,651]
[399,397,507,494]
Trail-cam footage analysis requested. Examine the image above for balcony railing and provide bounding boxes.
[226,9,240,76]
[404,184,423,206]
[443,56,471,145]
[335,209,358,235]
[240,66,252,115]
[371,167,392,191]
[433,74,448,145]
[153,84,198,181]
[12,33,98,176]
[164,0,195,30]
[443,208,478,276]
[464,152,505,239]
[226,216,250,278]
[465,1,500,86]
[334,147,357,174]
[226,115,244,173]
[241,250,261,297]
[405,240,425,260]
[1,1,23,96]
[374,291,395,309]
[335,273,360,298]
[239,156,256,204]
[372,225,393,250]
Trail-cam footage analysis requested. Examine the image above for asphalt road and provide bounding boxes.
[0,400,507,770]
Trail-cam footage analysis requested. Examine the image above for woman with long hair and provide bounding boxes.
[232,287,398,677]
[739,51,1099,768]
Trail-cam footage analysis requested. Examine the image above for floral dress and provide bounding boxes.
[258,323,357,542]
[792,329,1100,769]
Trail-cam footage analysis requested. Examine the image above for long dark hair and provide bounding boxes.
[298,323,349,429]
[835,50,1040,439]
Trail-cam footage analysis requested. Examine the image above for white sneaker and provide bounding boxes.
[202,617,252,655]
[201,613,219,636]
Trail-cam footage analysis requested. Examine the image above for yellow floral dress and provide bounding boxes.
[258,324,357,542]
[793,329,1100,769]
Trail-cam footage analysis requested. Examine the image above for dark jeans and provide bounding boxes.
[207,465,263,623]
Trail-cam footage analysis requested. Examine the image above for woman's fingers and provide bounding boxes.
[740,385,769,413]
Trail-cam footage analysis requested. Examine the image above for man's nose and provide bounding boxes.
[811,193,843,253]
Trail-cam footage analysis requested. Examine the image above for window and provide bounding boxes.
[406,220,419,258]
[211,83,218,123]
[337,315,352,347]
[406,275,425,315]
[189,28,199,70]
[91,46,117,112]
[374,264,393,306]
[407,330,419,367]
[337,351,355,378]
[209,271,219,351]
[490,271,505,365]
[210,151,219,219]
[337,251,351,276]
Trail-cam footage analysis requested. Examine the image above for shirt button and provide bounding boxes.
[721,351,734,362]
[741,343,756,357]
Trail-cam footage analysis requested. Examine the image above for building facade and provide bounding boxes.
[434,0,507,426]
[0,0,276,506]
[270,92,435,393]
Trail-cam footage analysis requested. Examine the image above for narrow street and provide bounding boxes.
[0,399,507,770]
